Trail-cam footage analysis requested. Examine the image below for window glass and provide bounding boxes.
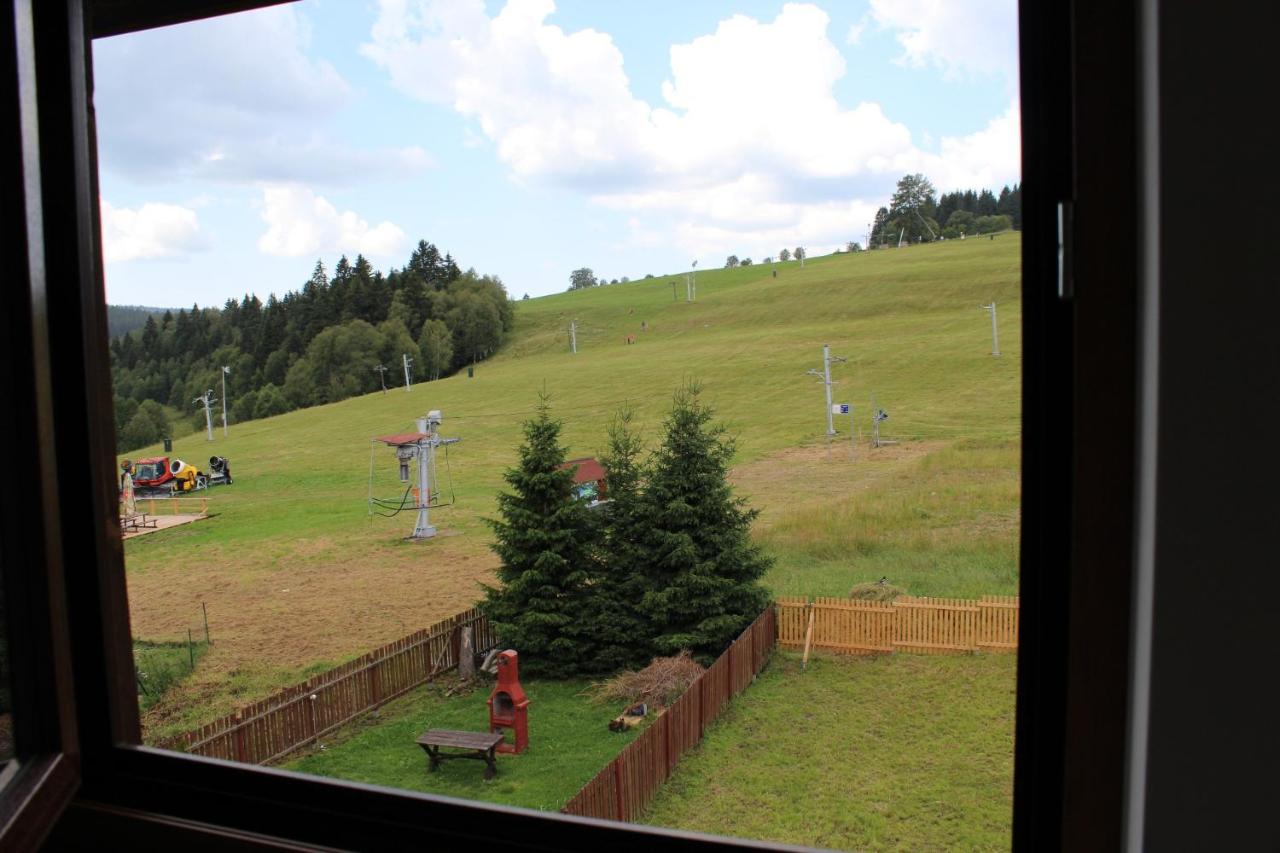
[94,3,1020,848]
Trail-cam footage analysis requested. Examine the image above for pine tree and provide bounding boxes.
[583,407,653,672]
[481,397,599,678]
[871,207,890,245]
[638,385,771,662]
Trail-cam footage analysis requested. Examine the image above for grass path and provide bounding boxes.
[643,651,1016,851]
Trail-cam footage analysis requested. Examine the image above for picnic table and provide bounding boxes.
[119,513,158,533]
[416,729,505,780]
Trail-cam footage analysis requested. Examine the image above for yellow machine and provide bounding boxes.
[168,458,203,492]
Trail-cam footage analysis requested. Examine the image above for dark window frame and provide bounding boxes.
[1,0,1143,847]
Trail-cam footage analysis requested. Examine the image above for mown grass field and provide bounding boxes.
[643,651,1017,850]
[118,236,1021,739]
[286,677,643,811]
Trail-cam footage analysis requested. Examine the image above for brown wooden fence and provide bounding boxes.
[777,594,1019,655]
[561,607,777,822]
[157,607,496,764]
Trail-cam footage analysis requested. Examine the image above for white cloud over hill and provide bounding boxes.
[869,0,1019,82]
[256,186,408,259]
[94,4,428,186]
[362,0,1020,259]
[100,199,208,263]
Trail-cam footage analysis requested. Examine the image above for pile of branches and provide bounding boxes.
[590,651,706,709]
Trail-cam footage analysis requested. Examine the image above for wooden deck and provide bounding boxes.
[122,513,207,540]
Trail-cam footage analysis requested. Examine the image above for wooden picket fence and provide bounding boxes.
[776,594,1019,655]
[561,607,777,822]
[157,607,496,764]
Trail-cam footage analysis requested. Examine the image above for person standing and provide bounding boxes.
[120,461,136,517]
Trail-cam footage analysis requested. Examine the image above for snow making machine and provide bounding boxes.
[129,455,233,498]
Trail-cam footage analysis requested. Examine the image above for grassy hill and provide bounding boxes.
[121,235,1021,737]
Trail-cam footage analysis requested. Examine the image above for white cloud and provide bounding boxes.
[845,21,866,45]
[869,0,1018,81]
[94,4,429,186]
[362,0,1019,258]
[256,186,408,258]
[100,199,208,262]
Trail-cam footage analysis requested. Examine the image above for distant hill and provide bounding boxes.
[108,304,173,339]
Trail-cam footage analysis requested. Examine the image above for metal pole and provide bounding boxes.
[403,354,412,392]
[202,601,210,645]
[990,302,1001,356]
[411,416,436,539]
[850,406,856,457]
[196,392,214,442]
[221,367,230,437]
[823,345,835,436]
[569,321,577,354]
[871,394,879,447]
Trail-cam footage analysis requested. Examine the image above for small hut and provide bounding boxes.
[558,457,607,506]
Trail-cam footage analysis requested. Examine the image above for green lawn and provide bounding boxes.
[285,677,644,811]
[119,236,1021,733]
[643,651,1017,851]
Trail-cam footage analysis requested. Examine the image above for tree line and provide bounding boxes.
[871,174,1022,246]
[111,240,513,452]
[482,386,771,678]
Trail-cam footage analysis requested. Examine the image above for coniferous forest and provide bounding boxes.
[111,240,513,452]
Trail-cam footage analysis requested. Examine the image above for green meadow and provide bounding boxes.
[119,235,1021,737]
[643,651,1017,850]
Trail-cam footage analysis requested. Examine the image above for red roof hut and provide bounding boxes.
[558,457,607,505]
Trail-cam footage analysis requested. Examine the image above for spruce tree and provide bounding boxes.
[638,385,771,662]
[583,407,653,673]
[481,397,599,678]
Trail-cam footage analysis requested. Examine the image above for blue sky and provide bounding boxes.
[93,0,1019,307]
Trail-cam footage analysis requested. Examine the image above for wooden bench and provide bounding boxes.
[415,730,505,780]
[120,513,158,533]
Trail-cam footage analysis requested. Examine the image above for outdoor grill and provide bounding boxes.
[487,650,529,754]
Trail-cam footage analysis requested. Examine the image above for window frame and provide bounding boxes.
[2,0,1144,847]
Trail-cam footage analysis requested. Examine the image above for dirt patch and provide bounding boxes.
[731,440,945,528]
[127,524,502,733]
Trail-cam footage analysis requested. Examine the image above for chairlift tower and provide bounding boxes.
[981,302,1001,356]
[221,366,230,437]
[374,411,461,540]
[193,389,216,442]
[373,364,389,393]
[568,320,577,354]
[402,353,414,392]
[805,344,846,437]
